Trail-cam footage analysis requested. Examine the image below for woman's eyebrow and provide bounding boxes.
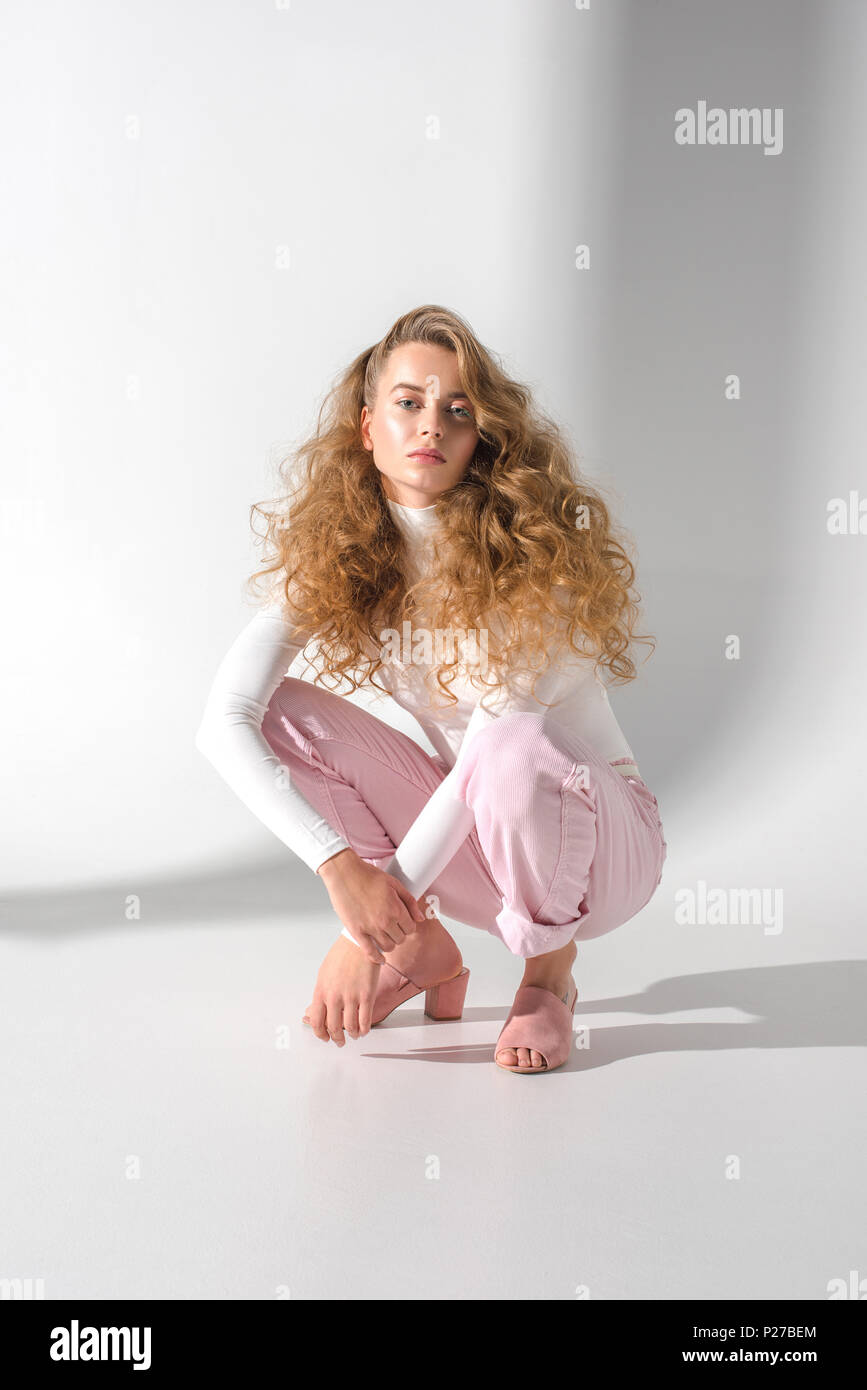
[389,381,470,399]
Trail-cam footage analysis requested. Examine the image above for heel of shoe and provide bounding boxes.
[424,966,470,1020]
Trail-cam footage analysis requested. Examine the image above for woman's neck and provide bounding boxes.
[386,495,441,541]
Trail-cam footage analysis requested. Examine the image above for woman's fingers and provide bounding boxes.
[371,916,407,952]
[397,884,426,924]
[388,887,420,938]
[354,931,385,965]
[362,890,422,957]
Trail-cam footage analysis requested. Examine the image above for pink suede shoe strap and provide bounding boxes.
[495,984,577,1070]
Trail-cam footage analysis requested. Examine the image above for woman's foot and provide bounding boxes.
[302,936,383,1045]
[376,913,463,986]
[496,939,578,1071]
[302,915,463,1042]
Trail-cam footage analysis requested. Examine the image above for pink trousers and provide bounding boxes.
[261,676,668,959]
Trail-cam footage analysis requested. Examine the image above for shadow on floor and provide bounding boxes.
[0,860,324,937]
[4,873,862,1067]
[308,960,867,1069]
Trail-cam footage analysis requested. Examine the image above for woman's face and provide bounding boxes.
[361,342,479,507]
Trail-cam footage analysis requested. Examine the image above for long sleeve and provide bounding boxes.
[378,640,600,902]
[338,701,491,949]
[194,605,352,874]
[373,701,490,900]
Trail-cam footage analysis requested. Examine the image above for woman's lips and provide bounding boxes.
[409,451,445,464]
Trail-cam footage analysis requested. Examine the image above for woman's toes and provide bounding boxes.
[496,1046,547,1069]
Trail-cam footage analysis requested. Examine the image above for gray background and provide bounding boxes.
[1,0,864,1300]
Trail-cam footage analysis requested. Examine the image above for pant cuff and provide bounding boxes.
[491,902,588,959]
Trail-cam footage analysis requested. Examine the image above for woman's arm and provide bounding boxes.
[371,700,491,904]
[371,644,599,905]
[194,604,353,873]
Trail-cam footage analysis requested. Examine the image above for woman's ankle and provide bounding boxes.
[521,938,577,984]
[385,915,462,983]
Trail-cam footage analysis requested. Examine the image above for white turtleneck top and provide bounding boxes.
[195,496,639,905]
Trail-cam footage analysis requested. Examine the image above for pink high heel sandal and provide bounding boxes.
[373,960,470,1024]
[494,981,579,1073]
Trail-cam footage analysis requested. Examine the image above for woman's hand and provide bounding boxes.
[316,849,426,964]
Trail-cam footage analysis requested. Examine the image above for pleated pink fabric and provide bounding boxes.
[261,677,667,959]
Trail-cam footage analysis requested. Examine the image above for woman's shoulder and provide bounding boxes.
[258,570,305,619]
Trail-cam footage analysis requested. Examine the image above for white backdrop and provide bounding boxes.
[2,1,862,899]
[2,0,630,890]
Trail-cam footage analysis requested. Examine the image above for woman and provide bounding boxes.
[195,304,667,1074]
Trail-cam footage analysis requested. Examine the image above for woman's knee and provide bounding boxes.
[261,677,315,752]
[266,675,307,712]
[471,709,576,767]
[459,711,558,803]
[471,710,545,753]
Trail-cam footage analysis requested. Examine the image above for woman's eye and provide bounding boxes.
[395,397,473,420]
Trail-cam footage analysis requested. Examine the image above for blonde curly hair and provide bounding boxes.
[247,303,654,709]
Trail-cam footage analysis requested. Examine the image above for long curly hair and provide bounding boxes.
[246,304,654,710]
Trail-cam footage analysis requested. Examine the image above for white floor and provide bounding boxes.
[2,804,863,1302]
